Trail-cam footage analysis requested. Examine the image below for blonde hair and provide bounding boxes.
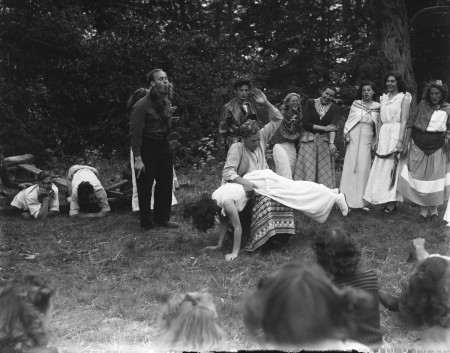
[158,290,227,350]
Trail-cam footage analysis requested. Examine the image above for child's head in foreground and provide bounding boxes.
[243,261,374,349]
[313,225,362,278]
[400,256,450,328]
[158,289,226,351]
[0,273,56,353]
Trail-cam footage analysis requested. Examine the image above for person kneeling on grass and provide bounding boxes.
[66,165,110,218]
[186,169,348,261]
[379,238,450,351]
[156,289,227,351]
[6,171,59,220]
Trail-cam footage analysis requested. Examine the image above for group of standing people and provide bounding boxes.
[342,74,450,222]
[218,73,450,221]
[202,74,450,261]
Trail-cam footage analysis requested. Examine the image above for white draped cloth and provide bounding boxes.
[213,169,340,223]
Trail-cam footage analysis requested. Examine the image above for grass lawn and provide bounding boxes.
[1,160,450,352]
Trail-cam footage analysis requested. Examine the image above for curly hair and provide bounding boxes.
[0,274,55,352]
[147,68,164,82]
[320,83,338,94]
[313,226,361,278]
[399,256,450,328]
[77,181,101,213]
[423,80,448,105]
[233,77,252,90]
[356,81,377,101]
[280,92,302,113]
[384,72,407,93]
[184,194,221,232]
[243,262,374,347]
[158,289,227,351]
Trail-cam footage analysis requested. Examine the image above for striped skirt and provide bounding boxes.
[243,195,295,252]
[397,141,450,206]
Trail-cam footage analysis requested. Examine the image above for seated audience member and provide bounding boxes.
[66,165,110,218]
[243,262,374,351]
[157,289,227,351]
[186,170,347,261]
[313,226,383,350]
[379,238,450,351]
[6,171,59,220]
[0,274,58,353]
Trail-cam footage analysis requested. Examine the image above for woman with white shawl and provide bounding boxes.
[340,82,380,210]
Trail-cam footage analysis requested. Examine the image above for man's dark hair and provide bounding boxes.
[37,171,52,181]
[77,181,101,213]
[233,77,252,91]
[147,69,164,82]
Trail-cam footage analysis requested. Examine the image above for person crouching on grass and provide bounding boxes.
[156,289,227,351]
[6,171,59,220]
[185,169,348,261]
[66,165,110,218]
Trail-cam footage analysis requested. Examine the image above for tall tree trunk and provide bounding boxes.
[376,0,417,100]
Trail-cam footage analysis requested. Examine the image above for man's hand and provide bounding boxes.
[48,189,55,198]
[252,88,269,106]
[18,183,32,189]
[134,157,145,178]
[38,187,52,198]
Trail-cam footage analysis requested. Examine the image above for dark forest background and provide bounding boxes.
[1,0,449,167]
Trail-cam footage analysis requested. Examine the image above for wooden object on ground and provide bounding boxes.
[4,154,35,166]
[105,180,132,201]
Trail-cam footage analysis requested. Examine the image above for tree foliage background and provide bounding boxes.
[0,0,448,166]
